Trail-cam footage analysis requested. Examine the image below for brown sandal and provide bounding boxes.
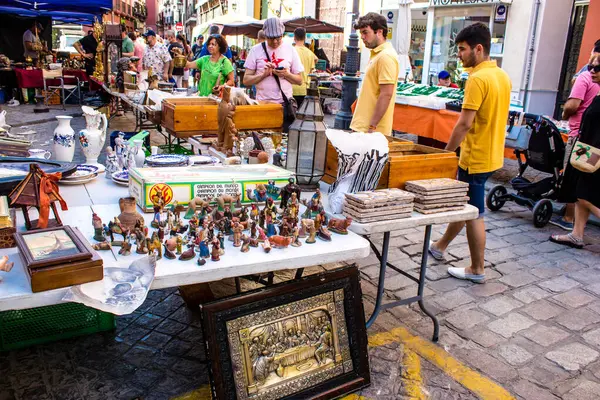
[549,233,584,249]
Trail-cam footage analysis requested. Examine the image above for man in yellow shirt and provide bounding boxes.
[350,12,399,135]
[430,23,511,284]
[292,28,318,107]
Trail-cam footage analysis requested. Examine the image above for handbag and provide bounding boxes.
[570,140,600,173]
[505,125,532,150]
[262,43,297,124]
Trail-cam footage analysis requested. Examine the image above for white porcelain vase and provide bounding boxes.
[133,140,145,167]
[78,106,108,167]
[52,116,75,162]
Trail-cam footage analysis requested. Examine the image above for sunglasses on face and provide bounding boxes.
[588,64,600,73]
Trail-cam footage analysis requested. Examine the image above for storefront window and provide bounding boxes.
[429,6,505,84]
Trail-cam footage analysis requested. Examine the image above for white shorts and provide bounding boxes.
[183,69,190,80]
[173,75,183,88]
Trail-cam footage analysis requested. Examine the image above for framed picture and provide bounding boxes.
[14,225,93,269]
[202,265,370,400]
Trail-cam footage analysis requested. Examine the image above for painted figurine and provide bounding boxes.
[327,217,352,235]
[151,189,166,229]
[318,226,332,242]
[232,222,243,247]
[240,235,251,253]
[134,228,148,253]
[269,235,293,249]
[114,132,127,169]
[256,226,267,242]
[176,235,184,254]
[262,238,271,253]
[314,210,327,231]
[250,220,257,239]
[265,211,276,238]
[147,232,162,260]
[92,213,105,242]
[211,238,221,261]
[266,180,280,200]
[164,237,177,259]
[302,219,317,244]
[119,236,132,255]
[250,203,260,222]
[217,232,225,255]
[279,177,301,209]
[179,244,195,261]
[247,183,268,203]
[291,226,301,247]
[199,238,210,259]
[301,189,323,219]
[104,146,120,178]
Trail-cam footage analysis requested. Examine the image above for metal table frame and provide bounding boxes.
[365,226,439,341]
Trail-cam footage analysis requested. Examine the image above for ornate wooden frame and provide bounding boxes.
[201,265,370,400]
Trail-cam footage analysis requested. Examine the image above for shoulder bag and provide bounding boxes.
[262,42,297,127]
[570,140,600,173]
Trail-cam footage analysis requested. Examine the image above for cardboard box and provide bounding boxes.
[128,165,294,212]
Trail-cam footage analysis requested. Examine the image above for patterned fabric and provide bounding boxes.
[142,43,171,78]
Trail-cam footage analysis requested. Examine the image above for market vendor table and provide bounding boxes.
[14,68,63,89]
[349,205,479,342]
[0,177,370,312]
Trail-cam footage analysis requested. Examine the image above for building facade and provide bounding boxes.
[104,0,148,31]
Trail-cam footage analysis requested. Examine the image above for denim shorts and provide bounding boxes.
[457,167,494,216]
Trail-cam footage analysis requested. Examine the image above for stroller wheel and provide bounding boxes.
[486,185,508,212]
[532,199,553,228]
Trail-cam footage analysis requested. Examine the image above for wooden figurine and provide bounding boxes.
[328,217,353,235]
[119,236,132,256]
[92,213,105,242]
[217,86,238,155]
[9,163,67,230]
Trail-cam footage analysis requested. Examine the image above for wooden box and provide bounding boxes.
[324,141,458,189]
[27,251,103,293]
[161,98,284,138]
[323,136,411,184]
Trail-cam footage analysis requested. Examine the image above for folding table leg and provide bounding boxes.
[419,225,440,342]
[366,231,390,329]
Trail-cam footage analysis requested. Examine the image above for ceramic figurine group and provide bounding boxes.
[104,132,142,178]
[90,179,353,266]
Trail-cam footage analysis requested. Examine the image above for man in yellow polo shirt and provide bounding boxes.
[292,27,318,108]
[430,23,511,284]
[350,12,399,135]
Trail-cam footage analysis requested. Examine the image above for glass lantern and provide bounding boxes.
[286,78,327,187]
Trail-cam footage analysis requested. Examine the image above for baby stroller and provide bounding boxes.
[486,113,565,227]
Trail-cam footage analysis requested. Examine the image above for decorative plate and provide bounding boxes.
[59,174,98,185]
[188,155,219,165]
[145,154,189,166]
[112,170,129,182]
[112,178,129,186]
[63,164,99,180]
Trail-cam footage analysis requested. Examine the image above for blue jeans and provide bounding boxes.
[457,167,494,216]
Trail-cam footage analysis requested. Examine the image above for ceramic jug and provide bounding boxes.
[132,140,145,167]
[79,106,108,170]
[52,116,75,162]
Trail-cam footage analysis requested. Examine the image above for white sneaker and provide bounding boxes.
[447,267,485,284]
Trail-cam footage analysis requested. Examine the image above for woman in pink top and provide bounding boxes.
[130,32,144,73]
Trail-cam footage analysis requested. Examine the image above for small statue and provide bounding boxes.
[104,146,120,178]
[232,222,243,247]
[198,238,211,259]
[238,206,249,229]
[198,257,207,266]
[92,213,105,242]
[134,228,148,253]
[280,178,301,209]
[147,231,162,260]
[327,217,353,235]
[179,244,195,261]
[318,226,332,242]
[223,218,233,236]
[291,226,301,247]
[250,220,257,239]
[185,197,213,219]
[301,189,323,219]
[164,237,177,259]
[125,145,137,170]
[266,180,281,200]
[207,221,215,242]
[269,235,293,249]
[216,86,237,154]
[115,132,127,169]
[92,242,111,251]
[151,189,166,229]
[240,234,251,253]
[175,235,184,254]
[265,211,277,238]
[288,193,299,221]
[211,238,221,261]
[302,219,317,244]
[262,238,271,253]
[314,210,327,231]
[119,236,132,255]
[250,203,260,222]
[223,205,233,220]
[157,221,167,242]
[217,232,225,255]
[249,237,260,248]
[257,226,267,242]
[247,183,268,203]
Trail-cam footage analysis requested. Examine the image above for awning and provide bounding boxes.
[220,16,344,38]
[0,6,101,24]
[0,0,111,24]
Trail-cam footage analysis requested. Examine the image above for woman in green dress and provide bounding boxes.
[186,34,234,96]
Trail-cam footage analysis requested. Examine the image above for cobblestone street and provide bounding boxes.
[1,112,599,399]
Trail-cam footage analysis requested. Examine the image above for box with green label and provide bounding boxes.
[128,165,294,212]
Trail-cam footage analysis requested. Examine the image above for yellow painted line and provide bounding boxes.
[340,394,370,400]
[402,349,425,400]
[171,385,212,400]
[369,327,516,400]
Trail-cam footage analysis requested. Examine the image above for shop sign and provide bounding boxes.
[175,22,183,32]
[495,4,507,21]
[387,11,394,23]
[429,0,504,6]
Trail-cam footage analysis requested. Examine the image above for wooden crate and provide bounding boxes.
[42,90,60,105]
[324,141,458,189]
[323,136,411,184]
[161,98,284,138]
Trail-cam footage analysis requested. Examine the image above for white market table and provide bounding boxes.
[0,177,370,312]
[348,205,479,342]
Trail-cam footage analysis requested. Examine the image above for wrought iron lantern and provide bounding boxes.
[286,77,327,187]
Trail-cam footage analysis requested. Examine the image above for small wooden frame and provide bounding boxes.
[14,225,93,270]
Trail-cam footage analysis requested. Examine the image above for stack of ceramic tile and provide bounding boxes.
[343,189,415,223]
[405,178,469,214]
